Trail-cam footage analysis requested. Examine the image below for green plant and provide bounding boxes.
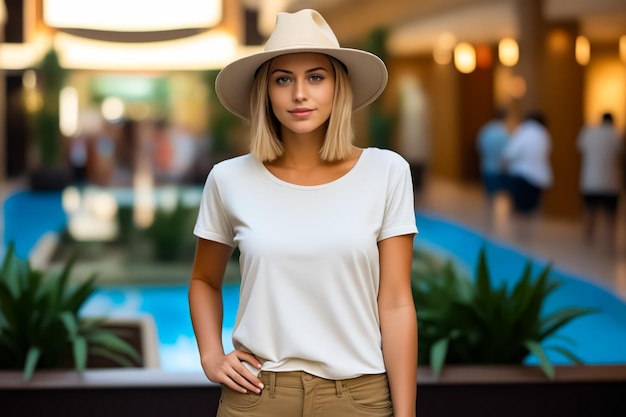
[203,69,243,156]
[34,48,67,168]
[0,243,140,381]
[412,246,597,379]
[147,197,196,262]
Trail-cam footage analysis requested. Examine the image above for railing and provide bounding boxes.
[1,365,624,416]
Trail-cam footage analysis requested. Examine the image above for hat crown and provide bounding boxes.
[264,9,340,52]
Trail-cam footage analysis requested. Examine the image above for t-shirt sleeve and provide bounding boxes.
[193,168,236,247]
[378,157,418,241]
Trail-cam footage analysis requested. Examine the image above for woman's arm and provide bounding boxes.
[378,233,418,417]
[188,238,264,393]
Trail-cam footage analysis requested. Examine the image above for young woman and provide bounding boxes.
[189,9,418,417]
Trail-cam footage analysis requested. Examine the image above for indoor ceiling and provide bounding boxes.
[265,0,626,55]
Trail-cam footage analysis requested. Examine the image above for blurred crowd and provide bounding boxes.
[476,109,623,251]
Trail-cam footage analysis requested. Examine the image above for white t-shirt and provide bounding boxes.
[503,120,553,188]
[193,148,418,379]
[577,124,622,193]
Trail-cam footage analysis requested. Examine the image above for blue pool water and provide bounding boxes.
[79,212,626,372]
[4,191,626,372]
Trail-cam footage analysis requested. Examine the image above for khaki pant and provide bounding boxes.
[217,371,394,417]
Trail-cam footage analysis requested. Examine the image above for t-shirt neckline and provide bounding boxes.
[254,148,371,190]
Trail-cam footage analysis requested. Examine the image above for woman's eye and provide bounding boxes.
[309,74,324,82]
[276,76,291,85]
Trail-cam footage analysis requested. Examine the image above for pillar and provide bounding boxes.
[0,1,6,183]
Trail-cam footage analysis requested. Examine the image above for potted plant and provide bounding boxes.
[201,70,248,168]
[28,48,72,191]
[0,243,143,381]
[147,196,197,262]
[411,246,597,379]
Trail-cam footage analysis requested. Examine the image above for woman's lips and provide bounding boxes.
[289,108,314,119]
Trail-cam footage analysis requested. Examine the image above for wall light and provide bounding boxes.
[101,97,125,122]
[576,35,590,66]
[60,86,79,137]
[509,75,527,99]
[433,33,456,65]
[498,37,519,67]
[475,44,492,69]
[454,42,476,74]
[620,35,626,64]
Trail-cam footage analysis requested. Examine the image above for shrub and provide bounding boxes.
[0,244,140,381]
[412,246,597,379]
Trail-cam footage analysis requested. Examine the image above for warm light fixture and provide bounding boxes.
[548,29,569,54]
[454,42,476,74]
[475,44,492,69]
[44,0,222,31]
[498,37,518,67]
[258,0,289,36]
[576,35,590,66]
[22,70,37,90]
[0,1,6,25]
[0,35,51,70]
[433,33,456,65]
[1,29,244,70]
[60,86,79,137]
[620,35,626,64]
[54,31,242,70]
[101,97,125,122]
[509,75,527,99]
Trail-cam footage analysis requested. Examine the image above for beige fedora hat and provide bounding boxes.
[215,9,388,120]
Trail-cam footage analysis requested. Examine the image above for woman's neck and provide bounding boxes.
[274,129,326,170]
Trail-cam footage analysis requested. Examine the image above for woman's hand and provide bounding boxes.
[202,349,265,394]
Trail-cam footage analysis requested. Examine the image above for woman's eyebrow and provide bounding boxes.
[270,67,329,75]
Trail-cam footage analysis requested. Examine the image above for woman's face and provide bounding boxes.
[267,52,335,137]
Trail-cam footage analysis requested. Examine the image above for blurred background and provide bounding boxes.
[1,0,626,373]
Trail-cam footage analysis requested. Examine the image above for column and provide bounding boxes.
[0,1,6,184]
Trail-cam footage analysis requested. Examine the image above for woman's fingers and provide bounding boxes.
[204,350,264,393]
[227,351,264,393]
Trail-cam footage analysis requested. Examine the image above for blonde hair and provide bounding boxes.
[249,55,354,162]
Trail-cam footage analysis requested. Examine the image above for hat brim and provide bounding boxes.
[215,47,388,120]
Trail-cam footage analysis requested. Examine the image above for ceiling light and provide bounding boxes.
[454,42,476,74]
[498,37,518,67]
[576,36,590,66]
[44,0,222,31]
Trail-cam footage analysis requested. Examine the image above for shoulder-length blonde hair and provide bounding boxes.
[248,55,354,162]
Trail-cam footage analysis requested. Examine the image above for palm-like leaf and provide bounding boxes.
[412,246,597,379]
[0,242,141,380]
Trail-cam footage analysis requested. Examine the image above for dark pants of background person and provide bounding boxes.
[482,173,509,197]
[509,176,542,214]
[582,193,619,215]
[217,371,393,417]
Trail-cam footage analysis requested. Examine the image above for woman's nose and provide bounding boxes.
[293,79,307,101]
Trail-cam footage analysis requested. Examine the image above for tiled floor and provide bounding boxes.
[416,176,626,300]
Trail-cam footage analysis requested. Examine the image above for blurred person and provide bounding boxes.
[502,111,553,238]
[169,123,197,183]
[188,9,418,417]
[93,124,116,185]
[152,118,174,184]
[577,112,622,251]
[476,108,510,210]
[69,133,89,185]
[398,74,430,197]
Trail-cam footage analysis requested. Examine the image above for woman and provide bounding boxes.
[189,9,418,417]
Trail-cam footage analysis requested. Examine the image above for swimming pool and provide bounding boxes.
[80,212,626,372]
